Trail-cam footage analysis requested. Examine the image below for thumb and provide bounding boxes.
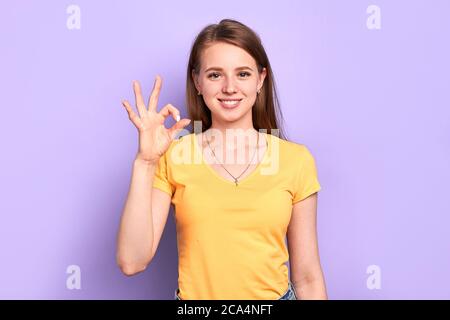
[169,119,191,140]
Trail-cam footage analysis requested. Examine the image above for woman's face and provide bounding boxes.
[192,42,266,125]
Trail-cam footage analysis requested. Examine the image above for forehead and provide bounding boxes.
[201,42,256,70]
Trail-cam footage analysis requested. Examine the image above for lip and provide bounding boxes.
[218,98,243,109]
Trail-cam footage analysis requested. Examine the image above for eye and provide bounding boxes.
[239,72,251,78]
[207,72,220,79]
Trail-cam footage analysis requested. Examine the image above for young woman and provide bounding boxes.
[117,19,327,300]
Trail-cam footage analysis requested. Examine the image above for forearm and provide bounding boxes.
[116,158,157,274]
[293,276,328,300]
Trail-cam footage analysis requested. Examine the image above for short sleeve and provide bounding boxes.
[292,145,322,204]
[152,149,175,197]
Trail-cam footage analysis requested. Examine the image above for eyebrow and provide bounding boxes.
[204,66,254,72]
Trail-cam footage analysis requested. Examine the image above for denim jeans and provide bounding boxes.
[174,281,297,300]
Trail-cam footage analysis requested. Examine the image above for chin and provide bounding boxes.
[222,108,252,122]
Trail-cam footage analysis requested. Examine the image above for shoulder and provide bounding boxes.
[271,134,315,160]
[163,132,196,165]
[166,132,194,151]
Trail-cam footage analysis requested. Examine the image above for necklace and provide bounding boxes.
[205,131,262,186]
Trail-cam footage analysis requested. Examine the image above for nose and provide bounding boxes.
[222,78,238,94]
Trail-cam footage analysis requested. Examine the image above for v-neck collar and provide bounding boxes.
[192,131,272,187]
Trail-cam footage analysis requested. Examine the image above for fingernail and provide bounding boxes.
[176,115,180,122]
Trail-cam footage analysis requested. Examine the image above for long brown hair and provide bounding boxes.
[185,19,288,140]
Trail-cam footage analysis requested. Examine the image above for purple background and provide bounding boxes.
[0,0,449,299]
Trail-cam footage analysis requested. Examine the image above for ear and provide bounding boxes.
[191,69,201,92]
[258,67,267,91]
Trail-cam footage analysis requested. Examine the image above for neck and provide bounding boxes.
[202,128,261,151]
[206,107,256,138]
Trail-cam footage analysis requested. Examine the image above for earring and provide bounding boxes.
[197,91,201,95]
[257,89,261,95]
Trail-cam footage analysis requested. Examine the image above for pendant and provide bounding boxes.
[234,178,238,186]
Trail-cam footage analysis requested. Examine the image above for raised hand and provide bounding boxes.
[122,75,191,164]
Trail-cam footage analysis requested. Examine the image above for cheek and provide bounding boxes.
[243,96,257,109]
[241,82,258,94]
[202,81,221,95]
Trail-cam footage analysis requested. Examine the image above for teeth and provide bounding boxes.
[221,100,241,105]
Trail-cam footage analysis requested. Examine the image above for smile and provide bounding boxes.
[218,99,243,109]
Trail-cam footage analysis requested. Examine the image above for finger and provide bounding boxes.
[122,100,140,126]
[158,104,180,122]
[148,75,162,113]
[133,80,147,118]
[168,119,192,140]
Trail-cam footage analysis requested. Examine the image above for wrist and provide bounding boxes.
[134,156,159,167]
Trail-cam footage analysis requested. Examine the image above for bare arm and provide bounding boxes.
[116,76,190,276]
[116,159,161,275]
[287,192,328,299]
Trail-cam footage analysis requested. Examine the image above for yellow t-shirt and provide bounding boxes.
[152,132,321,300]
